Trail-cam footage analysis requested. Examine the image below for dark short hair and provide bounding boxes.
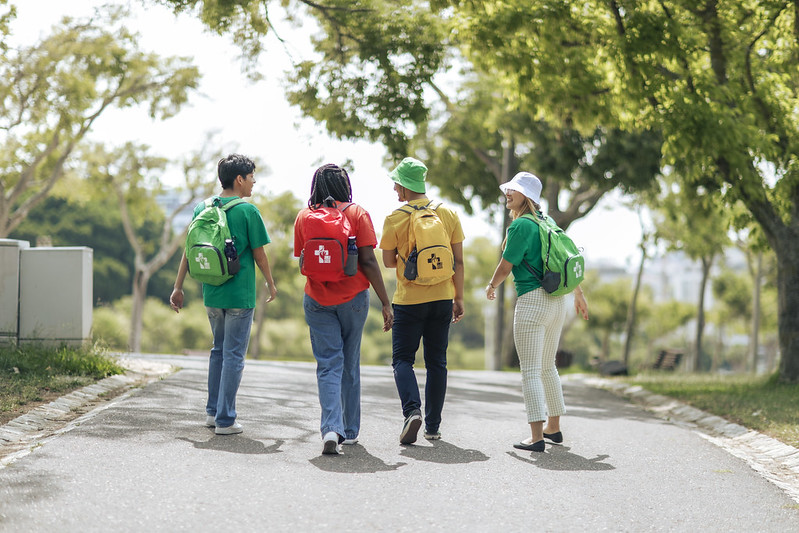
[218,154,256,189]
[309,164,352,207]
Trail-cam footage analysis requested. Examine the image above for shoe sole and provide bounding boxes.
[424,433,441,440]
[215,425,243,435]
[400,416,422,444]
[322,440,340,455]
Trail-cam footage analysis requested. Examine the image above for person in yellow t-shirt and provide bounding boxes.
[379,157,465,444]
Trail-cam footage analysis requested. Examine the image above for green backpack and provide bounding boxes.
[521,213,585,296]
[185,197,245,286]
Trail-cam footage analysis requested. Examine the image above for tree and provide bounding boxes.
[652,176,731,371]
[250,190,305,359]
[442,1,799,382]
[85,140,219,352]
[0,5,200,238]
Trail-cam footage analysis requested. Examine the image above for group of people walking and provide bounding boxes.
[169,153,589,455]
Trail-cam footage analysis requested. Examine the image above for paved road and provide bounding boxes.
[0,354,796,532]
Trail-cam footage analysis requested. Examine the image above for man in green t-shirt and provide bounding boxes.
[170,154,277,435]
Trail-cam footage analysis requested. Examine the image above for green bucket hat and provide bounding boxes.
[389,157,427,194]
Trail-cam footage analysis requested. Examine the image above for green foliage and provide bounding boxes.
[0,344,124,379]
[0,4,200,237]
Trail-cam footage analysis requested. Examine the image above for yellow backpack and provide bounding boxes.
[396,201,454,285]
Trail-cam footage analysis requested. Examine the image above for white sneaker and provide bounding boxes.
[205,415,215,427]
[215,422,243,435]
[322,431,340,455]
[342,438,359,445]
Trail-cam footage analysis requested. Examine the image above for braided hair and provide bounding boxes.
[309,164,353,208]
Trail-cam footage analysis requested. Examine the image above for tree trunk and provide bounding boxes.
[129,269,150,353]
[491,139,515,370]
[748,252,763,374]
[251,283,266,359]
[693,255,713,372]
[502,293,520,368]
[623,240,647,366]
[777,248,799,382]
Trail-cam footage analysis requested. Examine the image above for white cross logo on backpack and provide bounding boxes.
[314,245,331,264]
[195,253,211,271]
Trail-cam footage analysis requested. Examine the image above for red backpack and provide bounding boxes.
[299,202,358,282]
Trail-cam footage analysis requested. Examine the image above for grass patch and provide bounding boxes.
[0,344,125,424]
[629,373,799,448]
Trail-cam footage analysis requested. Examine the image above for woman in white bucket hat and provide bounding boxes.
[486,172,589,452]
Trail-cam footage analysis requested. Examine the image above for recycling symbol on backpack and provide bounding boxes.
[428,253,442,270]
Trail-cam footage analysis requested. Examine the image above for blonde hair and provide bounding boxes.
[502,197,542,250]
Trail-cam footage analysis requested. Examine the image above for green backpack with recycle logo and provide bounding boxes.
[185,197,245,286]
[520,213,585,296]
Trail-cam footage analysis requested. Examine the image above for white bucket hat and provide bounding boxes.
[499,172,542,204]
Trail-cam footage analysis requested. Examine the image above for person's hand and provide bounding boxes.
[170,288,184,313]
[265,282,277,303]
[452,299,465,323]
[382,304,394,332]
[574,291,589,320]
[485,283,497,301]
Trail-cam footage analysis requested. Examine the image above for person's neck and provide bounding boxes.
[405,192,427,202]
[219,188,242,198]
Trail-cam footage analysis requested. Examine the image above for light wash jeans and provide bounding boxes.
[303,290,369,440]
[206,307,254,428]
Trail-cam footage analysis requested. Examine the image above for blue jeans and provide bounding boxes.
[391,300,452,433]
[206,307,254,428]
[303,290,369,439]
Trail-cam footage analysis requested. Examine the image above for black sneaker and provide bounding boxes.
[400,409,422,444]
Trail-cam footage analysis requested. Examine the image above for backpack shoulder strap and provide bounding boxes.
[337,201,354,213]
[222,198,246,212]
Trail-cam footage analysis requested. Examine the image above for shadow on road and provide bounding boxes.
[176,434,285,455]
[507,445,614,471]
[308,445,406,473]
[400,440,490,465]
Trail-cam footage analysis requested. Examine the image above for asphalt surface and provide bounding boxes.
[1,354,797,532]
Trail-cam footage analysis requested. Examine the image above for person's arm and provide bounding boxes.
[252,246,277,303]
[451,241,465,323]
[359,247,394,331]
[382,248,398,268]
[170,253,189,313]
[573,285,589,320]
[485,258,514,301]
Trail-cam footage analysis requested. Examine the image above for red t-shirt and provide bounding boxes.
[293,201,377,306]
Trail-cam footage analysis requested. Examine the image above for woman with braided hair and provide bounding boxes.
[294,164,393,455]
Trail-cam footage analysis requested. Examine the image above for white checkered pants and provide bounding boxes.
[513,288,568,423]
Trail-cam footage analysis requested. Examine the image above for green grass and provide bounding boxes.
[628,373,799,448]
[0,344,125,424]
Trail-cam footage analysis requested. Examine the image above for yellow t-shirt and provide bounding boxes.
[379,199,465,305]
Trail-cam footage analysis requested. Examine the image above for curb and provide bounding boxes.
[574,375,799,504]
[0,358,175,468]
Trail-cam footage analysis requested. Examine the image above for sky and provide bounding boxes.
[8,0,646,270]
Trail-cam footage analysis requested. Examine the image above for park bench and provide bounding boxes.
[652,350,682,371]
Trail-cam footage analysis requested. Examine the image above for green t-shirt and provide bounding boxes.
[502,214,543,297]
[193,196,270,309]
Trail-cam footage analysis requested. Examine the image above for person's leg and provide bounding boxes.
[513,291,548,441]
[205,307,225,419]
[303,294,346,439]
[391,304,424,417]
[421,299,452,434]
[541,294,568,427]
[215,307,254,428]
[337,290,369,441]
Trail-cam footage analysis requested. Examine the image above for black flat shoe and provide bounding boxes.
[543,431,563,443]
[513,440,545,452]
